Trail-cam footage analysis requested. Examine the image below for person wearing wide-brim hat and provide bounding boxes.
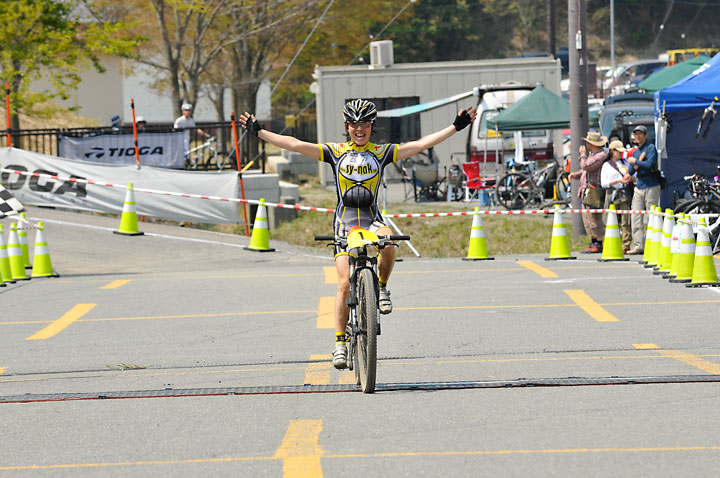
[568,131,609,253]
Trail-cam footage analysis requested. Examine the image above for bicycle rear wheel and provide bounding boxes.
[355,268,377,393]
[496,173,536,210]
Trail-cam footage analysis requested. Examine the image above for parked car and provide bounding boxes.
[603,60,666,94]
[599,93,655,147]
[466,84,553,164]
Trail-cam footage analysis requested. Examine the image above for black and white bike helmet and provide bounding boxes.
[342,99,377,123]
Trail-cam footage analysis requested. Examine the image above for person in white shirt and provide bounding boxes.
[173,103,208,160]
[601,140,633,252]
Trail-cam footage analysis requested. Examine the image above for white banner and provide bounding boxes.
[0,148,244,224]
[58,132,185,168]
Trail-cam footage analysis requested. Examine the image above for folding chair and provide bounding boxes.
[461,162,496,203]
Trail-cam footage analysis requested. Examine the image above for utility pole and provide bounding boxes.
[610,0,615,74]
[546,0,556,56]
[568,0,589,238]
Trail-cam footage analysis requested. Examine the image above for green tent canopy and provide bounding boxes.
[486,85,570,131]
[638,55,710,93]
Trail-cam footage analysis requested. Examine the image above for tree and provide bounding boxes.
[0,0,143,131]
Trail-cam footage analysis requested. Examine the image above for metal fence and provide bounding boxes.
[1,122,266,172]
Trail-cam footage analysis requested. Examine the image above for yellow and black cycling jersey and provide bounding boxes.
[319,141,398,235]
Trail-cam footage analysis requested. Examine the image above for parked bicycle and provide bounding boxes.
[315,228,409,393]
[185,136,223,170]
[495,156,570,210]
[673,169,720,253]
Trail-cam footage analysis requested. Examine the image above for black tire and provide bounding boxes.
[674,199,701,214]
[555,172,572,205]
[676,200,720,254]
[356,268,377,393]
[496,173,537,210]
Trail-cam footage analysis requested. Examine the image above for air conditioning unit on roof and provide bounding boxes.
[370,40,394,69]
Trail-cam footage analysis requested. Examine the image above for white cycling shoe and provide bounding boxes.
[379,287,392,314]
[333,343,348,369]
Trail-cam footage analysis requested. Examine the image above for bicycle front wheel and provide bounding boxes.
[355,268,378,393]
[555,172,572,205]
[496,173,536,210]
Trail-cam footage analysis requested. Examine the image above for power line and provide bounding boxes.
[279,0,417,134]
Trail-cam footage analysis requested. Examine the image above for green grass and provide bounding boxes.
[269,179,592,258]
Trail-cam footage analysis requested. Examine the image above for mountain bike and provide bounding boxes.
[185,136,218,170]
[674,171,720,253]
[315,228,409,393]
[495,157,568,210]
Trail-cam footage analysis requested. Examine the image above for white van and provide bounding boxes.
[466,84,554,165]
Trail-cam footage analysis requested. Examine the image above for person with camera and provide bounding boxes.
[602,140,634,252]
[569,132,608,253]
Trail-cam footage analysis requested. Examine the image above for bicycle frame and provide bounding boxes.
[315,228,409,393]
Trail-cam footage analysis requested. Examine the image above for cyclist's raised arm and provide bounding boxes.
[396,107,476,161]
[239,112,321,160]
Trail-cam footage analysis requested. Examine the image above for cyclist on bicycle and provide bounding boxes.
[239,100,476,368]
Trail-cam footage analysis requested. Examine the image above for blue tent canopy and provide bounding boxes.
[655,54,720,113]
[654,54,720,208]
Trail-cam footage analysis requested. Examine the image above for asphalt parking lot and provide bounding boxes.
[2,205,720,477]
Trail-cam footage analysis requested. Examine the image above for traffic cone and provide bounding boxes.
[244,198,275,252]
[31,222,59,278]
[686,217,719,287]
[665,212,683,279]
[599,204,628,261]
[645,207,663,269]
[639,207,657,265]
[654,208,675,275]
[7,223,29,281]
[670,216,695,283]
[638,206,655,265]
[463,207,493,261]
[545,205,575,260]
[0,225,14,285]
[19,212,31,268]
[114,183,144,236]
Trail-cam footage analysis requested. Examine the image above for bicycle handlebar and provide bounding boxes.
[314,235,410,242]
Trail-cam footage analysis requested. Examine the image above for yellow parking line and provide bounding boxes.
[100,280,131,290]
[26,304,97,340]
[656,349,720,375]
[323,266,338,284]
[316,297,335,329]
[634,343,720,374]
[304,355,332,385]
[274,420,324,477]
[564,290,619,322]
[516,261,558,278]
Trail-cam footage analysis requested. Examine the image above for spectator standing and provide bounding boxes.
[135,116,147,132]
[626,125,660,254]
[569,132,608,253]
[602,140,633,252]
[173,103,208,157]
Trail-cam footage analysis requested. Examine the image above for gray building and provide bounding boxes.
[313,47,561,184]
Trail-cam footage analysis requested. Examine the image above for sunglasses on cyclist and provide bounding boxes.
[347,121,372,129]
